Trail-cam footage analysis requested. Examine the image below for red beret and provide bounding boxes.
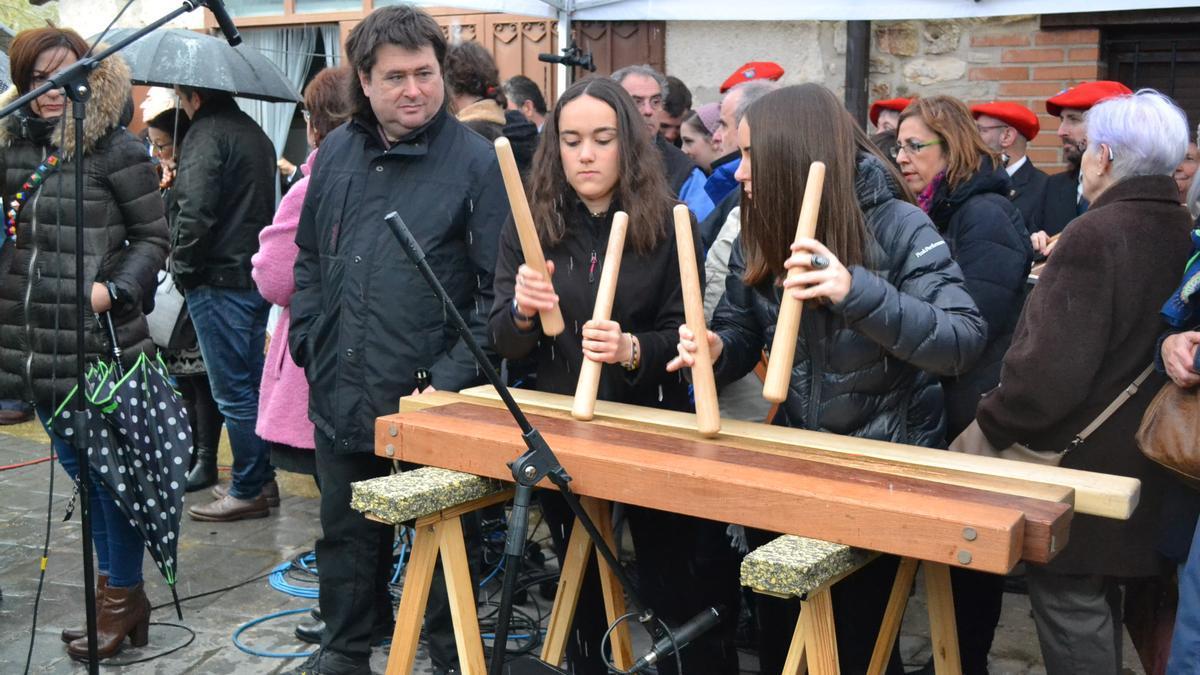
[971,101,1040,141]
[869,98,912,126]
[1046,80,1133,117]
[719,61,785,94]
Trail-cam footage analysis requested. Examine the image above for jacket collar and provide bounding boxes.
[1089,174,1181,211]
[0,51,132,159]
[350,104,449,156]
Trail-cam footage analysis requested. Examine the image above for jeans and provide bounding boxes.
[38,408,145,588]
[186,285,273,499]
[1168,519,1200,675]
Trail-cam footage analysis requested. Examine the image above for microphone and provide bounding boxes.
[630,607,721,673]
[204,0,242,46]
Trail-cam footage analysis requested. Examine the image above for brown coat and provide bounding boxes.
[976,174,1193,577]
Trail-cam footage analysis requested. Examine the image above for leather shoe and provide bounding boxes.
[212,479,280,507]
[286,647,371,675]
[295,615,325,644]
[188,493,270,522]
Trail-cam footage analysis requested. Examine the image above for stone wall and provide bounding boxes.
[665,15,1103,172]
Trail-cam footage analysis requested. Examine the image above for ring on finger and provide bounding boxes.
[810,254,830,270]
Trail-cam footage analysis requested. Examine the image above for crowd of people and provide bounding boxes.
[1,4,1198,675]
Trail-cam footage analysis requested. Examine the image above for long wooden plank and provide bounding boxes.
[379,404,1025,573]
[392,401,1065,563]
[399,390,1071,507]
[456,385,1136,520]
[394,392,1069,562]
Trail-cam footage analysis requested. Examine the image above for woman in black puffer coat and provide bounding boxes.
[671,84,986,675]
[895,95,1033,675]
[0,27,168,662]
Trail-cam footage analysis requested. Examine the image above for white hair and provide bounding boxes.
[610,64,669,100]
[1085,88,1189,182]
[730,80,781,126]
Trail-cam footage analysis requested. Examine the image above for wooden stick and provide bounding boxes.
[673,204,721,437]
[572,211,629,421]
[764,162,827,403]
[495,137,564,336]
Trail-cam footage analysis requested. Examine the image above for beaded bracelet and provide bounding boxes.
[622,332,640,371]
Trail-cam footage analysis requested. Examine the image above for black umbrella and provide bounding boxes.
[90,28,300,103]
[51,315,193,616]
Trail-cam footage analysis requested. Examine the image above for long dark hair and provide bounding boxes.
[741,84,871,287]
[528,77,672,255]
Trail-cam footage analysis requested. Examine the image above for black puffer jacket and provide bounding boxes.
[927,156,1033,438]
[289,106,508,455]
[172,96,275,290]
[711,154,985,447]
[488,199,695,411]
[0,56,168,405]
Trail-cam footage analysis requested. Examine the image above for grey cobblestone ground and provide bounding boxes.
[0,422,1145,674]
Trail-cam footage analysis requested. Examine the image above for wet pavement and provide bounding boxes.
[0,420,1144,674]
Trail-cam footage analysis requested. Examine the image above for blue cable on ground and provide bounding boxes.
[268,558,319,599]
[232,607,318,659]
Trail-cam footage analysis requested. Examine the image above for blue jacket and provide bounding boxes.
[705,152,740,206]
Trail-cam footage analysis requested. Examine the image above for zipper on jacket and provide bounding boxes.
[588,250,598,283]
[804,309,827,432]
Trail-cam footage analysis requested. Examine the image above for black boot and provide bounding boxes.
[185,446,218,492]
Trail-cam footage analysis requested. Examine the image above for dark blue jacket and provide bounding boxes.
[928,156,1033,438]
[711,154,985,447]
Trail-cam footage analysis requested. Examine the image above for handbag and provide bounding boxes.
[145,267,193,350]
[1136,379,1200,485]
[950,365,1155,466]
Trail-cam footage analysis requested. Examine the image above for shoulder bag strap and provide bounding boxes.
[1066,364,1156,452]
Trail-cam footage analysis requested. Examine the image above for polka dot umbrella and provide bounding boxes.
[50,317,193,618]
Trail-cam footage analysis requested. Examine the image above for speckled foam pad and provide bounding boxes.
[350,467,506,524]
[740,535,874,598]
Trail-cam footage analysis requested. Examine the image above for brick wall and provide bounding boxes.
[968,26,1102,171]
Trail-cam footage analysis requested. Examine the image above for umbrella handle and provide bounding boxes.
[99,312,124,376]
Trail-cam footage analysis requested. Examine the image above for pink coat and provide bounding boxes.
[251,150,316,449]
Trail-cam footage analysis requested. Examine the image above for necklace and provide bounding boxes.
[5,151,62,244]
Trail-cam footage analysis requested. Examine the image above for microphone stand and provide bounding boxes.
[0,4,231,672]
[382,213,657,674]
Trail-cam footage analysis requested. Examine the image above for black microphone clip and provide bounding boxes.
[630,607,721,673]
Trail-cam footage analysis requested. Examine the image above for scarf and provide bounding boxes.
[916,170,947,214]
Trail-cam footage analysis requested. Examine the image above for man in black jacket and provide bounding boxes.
[972,101,1048,235]
[1033,80,1132,254]
[172,86,278,518]
[287,5,508,674]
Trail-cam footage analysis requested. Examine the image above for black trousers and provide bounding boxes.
[540,492,742,675]
[747,529,905,675]
[313,438,481,665]
[950,567,1005,675]
[176,372,224,461]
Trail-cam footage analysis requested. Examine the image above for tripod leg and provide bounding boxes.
[584,497,632,669]
[489,483,535,675]
[387,520,441,675]
[439,516,487,675]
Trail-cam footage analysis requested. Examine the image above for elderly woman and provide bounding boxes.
[975,90,1194,675]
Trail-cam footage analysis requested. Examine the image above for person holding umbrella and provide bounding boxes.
[0,26,168,661]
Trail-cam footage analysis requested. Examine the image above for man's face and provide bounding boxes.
[659,112,683,145]
[174,86,200,119]
[1057,107,1088,167]
[619,73,663,137]
[975,114,1010,154]
[876,109,900,133]
[359,43,445,141]
[713,90,743,156]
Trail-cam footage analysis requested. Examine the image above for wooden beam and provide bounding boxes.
[453,386,1137,520]
[380,402,1026,573]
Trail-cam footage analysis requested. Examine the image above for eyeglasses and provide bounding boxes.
[301,110,311,123]
[631,95,663,111]
[890,138,943,159]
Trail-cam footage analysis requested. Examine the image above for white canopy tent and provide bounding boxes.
[412,0,1196,96]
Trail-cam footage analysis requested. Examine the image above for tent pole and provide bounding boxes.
[845,20,870,127]
[557,10,571,98]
